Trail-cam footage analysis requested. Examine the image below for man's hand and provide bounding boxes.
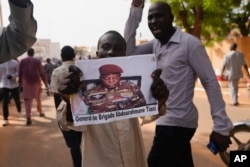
[58,65,83,94]
[150,69,169,116]
[132,0,144,8]
[150,69,169,100]
[209,131,232,152]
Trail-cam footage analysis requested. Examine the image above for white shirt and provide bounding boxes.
[0,59,19,89]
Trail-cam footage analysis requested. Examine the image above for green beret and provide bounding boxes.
[99,64,123,75]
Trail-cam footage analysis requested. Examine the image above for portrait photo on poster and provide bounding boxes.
[70,54,158,126]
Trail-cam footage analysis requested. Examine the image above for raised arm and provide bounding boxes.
[124,0,153,56]
[0,0,37,63]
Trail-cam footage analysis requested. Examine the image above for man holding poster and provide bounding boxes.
[58,30,157,167]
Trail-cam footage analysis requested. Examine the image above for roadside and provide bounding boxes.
[0,86,249,167]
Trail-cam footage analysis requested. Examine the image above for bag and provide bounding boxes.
[56,100,86,132]
[56,100,73,131]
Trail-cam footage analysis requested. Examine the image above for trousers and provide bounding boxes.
[60,128,82,167]
[2,87,21,120]
[148,125,196,167]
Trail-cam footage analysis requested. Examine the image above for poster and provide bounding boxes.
[70,54,158,126]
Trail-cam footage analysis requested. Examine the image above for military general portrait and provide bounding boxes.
[82,64,147,114]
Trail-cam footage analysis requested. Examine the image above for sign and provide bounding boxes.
[70,54,158,126]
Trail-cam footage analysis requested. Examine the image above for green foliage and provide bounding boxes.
[149,0,249,46]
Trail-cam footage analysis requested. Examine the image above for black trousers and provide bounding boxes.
[60,129,82,167]
[2,87,21,120]
[148,125,196,167]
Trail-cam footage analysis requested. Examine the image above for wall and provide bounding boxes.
[206,37,250,88]
[207,37,250,74]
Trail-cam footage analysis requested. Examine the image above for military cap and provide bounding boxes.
[99,64,123,75]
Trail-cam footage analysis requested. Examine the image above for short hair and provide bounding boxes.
[46,58,51,63]
[97,30,126,49]
[151,1,173,19]
[230,43,237,51]
[27,48,35,56]
[61,45,75,61]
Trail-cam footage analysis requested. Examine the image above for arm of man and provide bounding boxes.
[189,41,233,151]
[39,61,49,89]
[0,0,37,63]
[243,64,250,78]
[124,0,153,56]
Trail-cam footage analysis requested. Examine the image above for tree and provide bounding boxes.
[228,0,250,37]
[150,0,249,45]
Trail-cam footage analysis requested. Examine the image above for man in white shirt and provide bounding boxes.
[0,59,21,126]
[221,43,250,106]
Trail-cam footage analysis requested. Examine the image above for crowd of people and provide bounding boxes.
[0,0,249,167]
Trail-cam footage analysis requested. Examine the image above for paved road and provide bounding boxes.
[0,86,249,167]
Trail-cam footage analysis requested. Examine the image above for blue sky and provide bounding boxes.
[2,0,153,47]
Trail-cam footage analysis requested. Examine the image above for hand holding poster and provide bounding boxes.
[70,54,158,126]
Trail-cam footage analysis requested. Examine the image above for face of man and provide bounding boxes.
[96,33,126,58]
[148,2,174,41]
[100,74,121,89]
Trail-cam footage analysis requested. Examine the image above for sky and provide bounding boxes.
[2,0,153,47]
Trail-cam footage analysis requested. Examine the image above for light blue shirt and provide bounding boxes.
[124,7,233,135]
[222,50,246,80]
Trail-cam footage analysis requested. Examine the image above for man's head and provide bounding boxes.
[96,30,126,58]
[27,48,35,57]
[61,45,76,61]
[148,2,174,42]
[99,64,123,89]
[46,58,51,63]
[230,43,237,51]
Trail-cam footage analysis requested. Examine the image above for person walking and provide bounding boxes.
[221,43,250,106]
[43,58,54,86]
[124,1,233,167]
[19,48,48,125]
[0,59,22,126]
[0,0,37,63]
[50,46,82,167]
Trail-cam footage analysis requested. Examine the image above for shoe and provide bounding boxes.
[2,120,9,126]
[26,118,32,125]
[39,113,45,117]
[229,102,239,106]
